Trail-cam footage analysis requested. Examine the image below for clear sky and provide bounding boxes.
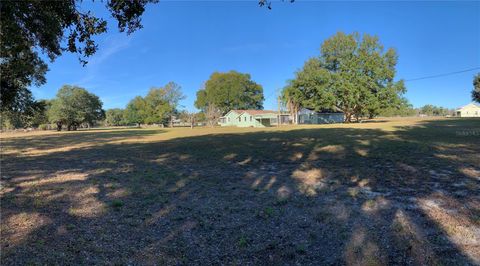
[32,1,480,111]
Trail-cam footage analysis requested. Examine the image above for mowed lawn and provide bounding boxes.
[1,118,479,265]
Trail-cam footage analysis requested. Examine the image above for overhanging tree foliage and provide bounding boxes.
[473,73,480,103]
[284,32,406,122]
[1,0,281,114]
[0,0,157,113]
[194,71,264,114]
[48,85,104,131]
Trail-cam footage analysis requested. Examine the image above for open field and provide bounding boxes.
[1,118,479,265]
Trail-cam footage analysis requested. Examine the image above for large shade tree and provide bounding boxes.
[195,71,264,114]
[124,96,148,125]
[284,32,406,122]
[473,73,480,103]
[48,85,104,131]
[124,82,184,125]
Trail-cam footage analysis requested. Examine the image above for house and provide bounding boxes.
[219,110,281,127]
[219,108,344,127]
[455,102,480,117]
[297,108,344,124]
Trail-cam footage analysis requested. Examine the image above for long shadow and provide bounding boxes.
[1,128,164,154]
[1,119,479,265]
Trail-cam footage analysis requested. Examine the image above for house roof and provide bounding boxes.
[240,110,277,115]
[222,109,277,118]
[300,107,344,114]
[456,102,480,111]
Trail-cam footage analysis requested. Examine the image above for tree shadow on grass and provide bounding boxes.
[1,119,479,264]
[1,128,165,156]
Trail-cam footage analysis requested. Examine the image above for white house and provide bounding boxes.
[455,102,480,117]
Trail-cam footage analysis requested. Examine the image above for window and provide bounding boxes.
[250,116,252,121]
[244,117,247,122]
[238,117,241,122]
[228,117,230,122]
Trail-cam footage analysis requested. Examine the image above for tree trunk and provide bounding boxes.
[295,107,299,125]
[344,112,352,123]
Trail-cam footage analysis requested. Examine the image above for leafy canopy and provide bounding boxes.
[0,0,157,113]
[0,100,49,130]
[195,71,264,114]
[284,32,406,122]
[105,108,125,126]
[48,85,104,129]
[473,73,480,103]
[124,82,185,125]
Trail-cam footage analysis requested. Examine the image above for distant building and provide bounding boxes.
[297,108,344,124]
[455,102,480,117]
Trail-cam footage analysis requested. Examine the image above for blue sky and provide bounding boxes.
[32,1,480,111]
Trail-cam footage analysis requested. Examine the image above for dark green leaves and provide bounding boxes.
[473,73,480,103]
[0,0,156,112]
[48,85,104,130]
[124,82,185,125]
[285,32,406,122]
[195,71,264,115]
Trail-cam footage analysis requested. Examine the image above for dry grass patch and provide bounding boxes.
[1,118,479,265]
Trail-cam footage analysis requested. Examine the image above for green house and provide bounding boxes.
[219,110,279,127]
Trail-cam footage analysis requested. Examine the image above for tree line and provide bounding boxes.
[0,84,180,131]
[0,71,266,130]
[3,28,478,130]
[106,72,265,127]
[378,104,455,117]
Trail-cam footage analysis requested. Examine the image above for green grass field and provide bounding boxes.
[1,118,479,265]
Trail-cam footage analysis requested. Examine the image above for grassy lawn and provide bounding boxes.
[1,118,479,265]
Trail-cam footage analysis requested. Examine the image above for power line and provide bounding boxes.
[404,67,480,82]
[266,67,479,99]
